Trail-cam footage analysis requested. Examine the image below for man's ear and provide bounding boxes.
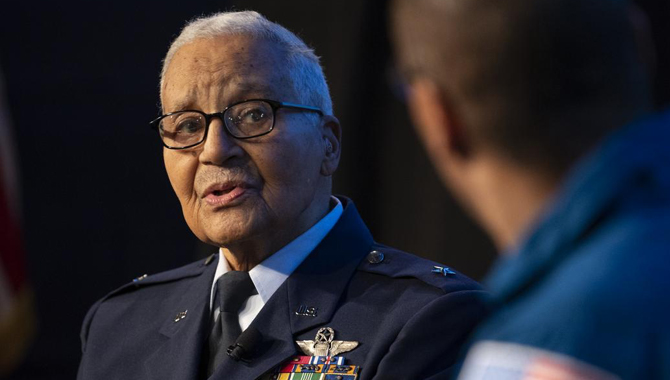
[406,77,469,164]
[628,3,656,83]
[320,115,342,176]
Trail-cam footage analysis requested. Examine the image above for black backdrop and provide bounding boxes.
[1,1,668,379]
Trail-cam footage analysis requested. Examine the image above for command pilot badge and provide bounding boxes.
[296,327,359,357]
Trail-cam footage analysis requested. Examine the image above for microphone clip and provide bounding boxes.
[226,343,252,363]
[227,327,262,363]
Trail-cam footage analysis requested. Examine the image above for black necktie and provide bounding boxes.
[206,271,257,376]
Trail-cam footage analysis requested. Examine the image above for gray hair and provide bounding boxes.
[160,11,333,115]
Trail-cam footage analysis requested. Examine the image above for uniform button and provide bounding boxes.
[367,250,384,264]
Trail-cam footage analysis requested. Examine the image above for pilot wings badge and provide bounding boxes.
[296,327,359,357]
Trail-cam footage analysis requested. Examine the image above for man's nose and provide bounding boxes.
[198,118,245,165]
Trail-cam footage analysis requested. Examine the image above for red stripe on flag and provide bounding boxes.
[0,162,26,292]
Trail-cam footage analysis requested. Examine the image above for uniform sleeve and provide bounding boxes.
[77,298,104,380]
[371,289,489,379]
[79,298,104,353]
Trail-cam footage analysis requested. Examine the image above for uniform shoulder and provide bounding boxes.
[79,253,217,351]
[102,253,216,300]
[357,243,484,294]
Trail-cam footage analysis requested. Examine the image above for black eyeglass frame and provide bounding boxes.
[149,98,324,150]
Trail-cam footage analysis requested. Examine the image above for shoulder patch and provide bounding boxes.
[357,243,483,293]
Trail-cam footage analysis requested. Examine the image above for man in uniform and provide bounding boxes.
[77,11,487,380]
[391,0,670,378]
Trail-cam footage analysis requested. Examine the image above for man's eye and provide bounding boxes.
[236,108,267,124]
[176,118,203,133]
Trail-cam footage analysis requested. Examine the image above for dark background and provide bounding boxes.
[1,0,668,378]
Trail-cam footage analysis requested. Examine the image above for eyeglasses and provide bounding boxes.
[149,99,324,149]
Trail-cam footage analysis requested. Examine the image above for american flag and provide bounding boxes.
[458,341,620,380]
[0,69,35,377]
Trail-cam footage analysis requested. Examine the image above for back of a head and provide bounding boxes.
[160,11,333,115]
[392,0,652,174]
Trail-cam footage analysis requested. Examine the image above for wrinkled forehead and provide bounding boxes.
[161,35,295,112]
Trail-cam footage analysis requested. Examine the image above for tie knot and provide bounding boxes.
[216,271,257,313]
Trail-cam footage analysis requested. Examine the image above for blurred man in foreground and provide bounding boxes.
[392,0,670,378]
[77,11,487,380]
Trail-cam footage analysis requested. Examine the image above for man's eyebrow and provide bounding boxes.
[164,85,200,113]
[169,99,194,112]
[163,96,199,113]
[163,81,282,114]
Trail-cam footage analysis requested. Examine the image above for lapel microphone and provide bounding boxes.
[227,327,262,362]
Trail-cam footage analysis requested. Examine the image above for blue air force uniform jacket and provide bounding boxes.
[78,198,488,380]
[458,111,670,379]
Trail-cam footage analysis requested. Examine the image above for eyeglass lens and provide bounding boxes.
[158,100,275,148]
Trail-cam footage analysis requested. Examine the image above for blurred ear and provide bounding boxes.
[406,78,469,169]
[320,115,342,176]
[628,3,656,83]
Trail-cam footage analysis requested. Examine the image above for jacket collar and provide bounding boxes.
[486,110,670,304]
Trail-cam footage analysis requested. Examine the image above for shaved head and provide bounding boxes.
[392,0,651,173]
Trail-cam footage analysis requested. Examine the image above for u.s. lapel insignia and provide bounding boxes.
[296,327,359,357]
[295,304,318,317]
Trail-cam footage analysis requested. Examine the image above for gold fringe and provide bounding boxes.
[0,286,37,376]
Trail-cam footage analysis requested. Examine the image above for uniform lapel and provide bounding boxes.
[287,200,373,334]
[143,257,218,380]
[210,199,374,379]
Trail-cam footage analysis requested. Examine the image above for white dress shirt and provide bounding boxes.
[209,197,343,331]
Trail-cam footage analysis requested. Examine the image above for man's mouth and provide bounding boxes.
[202,182,250,207]
[212,187,234,196]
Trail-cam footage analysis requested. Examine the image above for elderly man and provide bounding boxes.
[77,11,487,380]
[392,0,670,378]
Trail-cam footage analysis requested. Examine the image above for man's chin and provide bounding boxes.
[198,229,253,248]
[194,219,265,250]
